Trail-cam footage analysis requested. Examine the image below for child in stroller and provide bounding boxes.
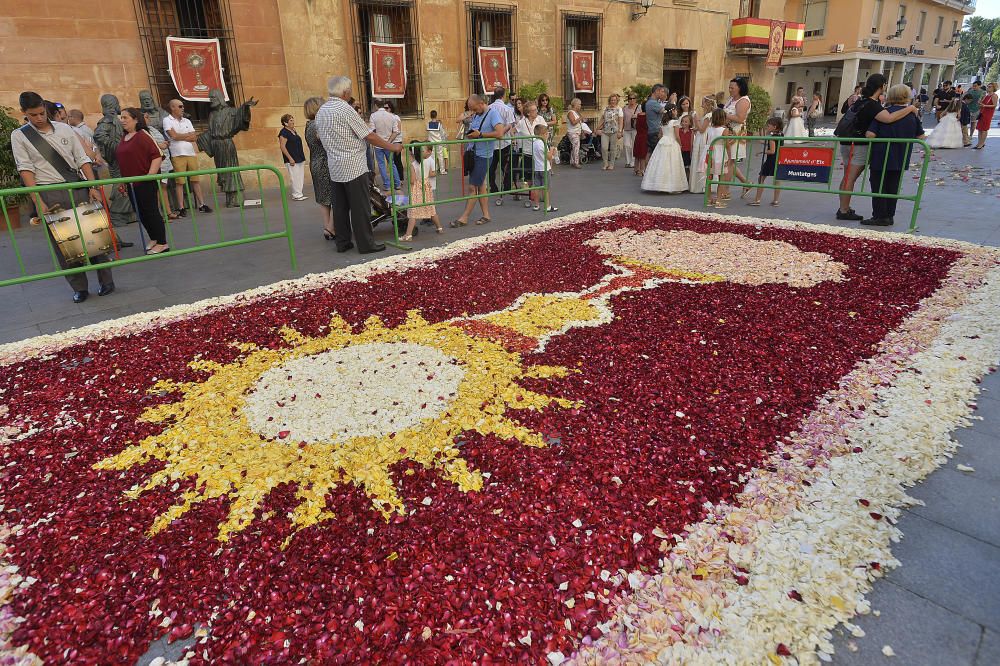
[557,123,601,165]
[368,180,411,234]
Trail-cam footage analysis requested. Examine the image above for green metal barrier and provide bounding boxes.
[380,136,551,250]
[704,135,931,233]
[0,165,296,287]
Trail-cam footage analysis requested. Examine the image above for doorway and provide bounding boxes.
[826,77,841,114]
[663,49,696,99]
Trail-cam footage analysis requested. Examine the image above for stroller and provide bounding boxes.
[368,181,410,232]
[557,132,601,165]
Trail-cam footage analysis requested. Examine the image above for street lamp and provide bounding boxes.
[631,0,654,21]
[891,16,907,39]
[946,29,961,48]
[984,46,996,78]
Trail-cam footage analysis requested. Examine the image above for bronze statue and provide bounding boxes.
[93,93,133,228]
[197,89,258,207]
[138,89,169,134]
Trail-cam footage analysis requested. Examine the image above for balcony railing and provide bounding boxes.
[729,18,805,56]
[927,0,976,13]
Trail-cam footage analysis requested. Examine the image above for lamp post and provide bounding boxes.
[984,46,996,79]
[631,0,654,21]
[890,16,907,39]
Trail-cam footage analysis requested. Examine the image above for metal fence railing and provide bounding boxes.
[705,135,931,233]
[0,165,296,288]
[378,137,552,250]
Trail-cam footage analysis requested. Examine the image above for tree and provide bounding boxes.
[747,84,772,136]
[957,16,1000,78]
[0,106,26,208]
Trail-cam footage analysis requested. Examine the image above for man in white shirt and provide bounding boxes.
[488,87,516,205]
[163,99,211,216]
[66,109,103,167]
[11,91,114,302]
[368,103,401,193]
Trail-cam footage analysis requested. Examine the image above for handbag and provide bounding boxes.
[142,129,168,159]
[463,111,490,174]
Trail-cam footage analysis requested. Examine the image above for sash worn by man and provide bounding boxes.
[11,91,115,303]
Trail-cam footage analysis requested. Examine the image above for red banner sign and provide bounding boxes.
[766,21,785,69]
[571,50,596,94]
[369,42,407,99]
[166,37,228,102]
[477,46,510,95]
[776,146,835,182]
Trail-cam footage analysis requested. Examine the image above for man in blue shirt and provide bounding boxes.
[487,87,516,205]
[453,94,507,227]
[644,84,672,154]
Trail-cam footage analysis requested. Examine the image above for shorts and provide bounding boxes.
[469,155,489,187]
[839,144,869,168]
[532,170,547,187]
[170,154,201,183]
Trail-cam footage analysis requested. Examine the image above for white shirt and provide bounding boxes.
[316,96,373,182]
[162,115,197,157]
[10,121,92,185]
[489,99,515,148]
[422,155,437,190]
[369,108,398,142]
[514,115,546,152]
[532,137,550,172]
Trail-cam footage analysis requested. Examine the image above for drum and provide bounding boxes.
[44,201,114,267]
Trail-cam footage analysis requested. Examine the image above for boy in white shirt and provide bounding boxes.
[426,110,448,175]
[530,124,558,212]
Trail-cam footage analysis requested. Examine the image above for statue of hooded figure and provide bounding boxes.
[138,89,169,134]
[197,88,258,207]
[93,93,134,228]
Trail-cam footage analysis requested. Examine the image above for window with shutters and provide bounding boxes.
[803,0,827,38]
[351,0,422,117]
[467,4,517,97]
[132,0,244,127]
[562,13,602,109]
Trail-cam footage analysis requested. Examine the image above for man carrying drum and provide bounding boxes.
[11,91,115,303]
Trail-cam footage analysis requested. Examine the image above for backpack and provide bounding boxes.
[834,99,868,138]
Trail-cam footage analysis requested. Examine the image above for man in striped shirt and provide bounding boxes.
[315,76,403,255]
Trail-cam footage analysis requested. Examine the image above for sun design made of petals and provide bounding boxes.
[94,311,578,544]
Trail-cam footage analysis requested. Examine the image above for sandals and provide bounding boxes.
[740,188,752,200]
[167,211,180,220]
[436,226,444,234]
[450,219,467,228]
[323,230,336,240]
[747,201,761,207]
[401,234,413,241]
[474,216,491,225]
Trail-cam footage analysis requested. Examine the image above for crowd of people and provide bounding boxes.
[10,70,998,301]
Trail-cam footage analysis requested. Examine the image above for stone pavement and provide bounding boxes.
[2,123,998,665]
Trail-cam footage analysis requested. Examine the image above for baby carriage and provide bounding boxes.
[557,132,601,165]
[368,181,409,231]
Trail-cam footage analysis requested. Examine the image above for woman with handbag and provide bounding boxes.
[806,93,823,137]
[116,107,169,254]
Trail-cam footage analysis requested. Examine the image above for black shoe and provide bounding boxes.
[72,290,88,303]
[178,208,188,217]
[359,244,386,254]
[98,284,115,297]
[118,240,135,248]
[198,204,213,213]
[336,242,355,253]
[836,209,863,221]
[861,217,893,226]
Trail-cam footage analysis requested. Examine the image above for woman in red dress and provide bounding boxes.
[973,82,997,150]
[633,107,649,176]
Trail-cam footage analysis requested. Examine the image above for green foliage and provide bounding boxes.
[957,16,1000,78]
[517,80,549,103]
[623,83,653,103]
[0,106,26,208]
[550,96,565,115]
[746,84,772,137]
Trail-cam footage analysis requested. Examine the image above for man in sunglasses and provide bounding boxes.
[164,99,212,216]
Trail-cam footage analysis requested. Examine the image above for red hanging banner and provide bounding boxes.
[766,21,786,69]
[369,42,407,99]
[571,50,595,94]
[166,37,229,102]
[477,46,510,95]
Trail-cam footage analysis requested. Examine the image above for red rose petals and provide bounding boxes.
[0,210,960,664]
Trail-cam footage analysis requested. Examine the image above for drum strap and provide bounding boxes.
[20,125,82,184]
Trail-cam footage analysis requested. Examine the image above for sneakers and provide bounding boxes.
[545,206,559,212]
[197,204,213,213]
[836,208,863,221]
[861,217,893,226]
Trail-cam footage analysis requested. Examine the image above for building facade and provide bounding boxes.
[773,0,974,117]
[2,0,816,178]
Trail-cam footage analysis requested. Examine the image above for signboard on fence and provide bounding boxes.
[775,146,834,182]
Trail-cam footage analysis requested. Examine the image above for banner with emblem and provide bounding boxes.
[766,20,786,69]
[166,36,229,102]
[369,42,407,99]
[571,50,596,94]
[477,46,510,95]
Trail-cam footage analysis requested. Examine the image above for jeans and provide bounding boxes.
[489,145,512,194]
[600,133,618,167]
[374,146,400,191]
